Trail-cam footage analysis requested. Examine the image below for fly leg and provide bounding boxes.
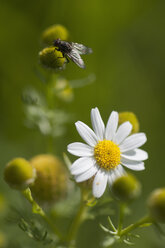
[65,56,69,64]
[55,47,60,52]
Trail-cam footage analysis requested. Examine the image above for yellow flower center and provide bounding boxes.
[94,140,121,170]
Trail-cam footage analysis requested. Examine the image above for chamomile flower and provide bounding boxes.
[67,108,148,198]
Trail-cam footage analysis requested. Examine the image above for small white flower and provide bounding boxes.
[67,108,148,198]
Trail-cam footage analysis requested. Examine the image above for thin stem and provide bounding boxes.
[46,74,56,109]
[45,74,57,153]
[22,188,63,240]
[117,203,126,235]
[46,135,54,154]
[66,189,88,245]
[120,215,153,237]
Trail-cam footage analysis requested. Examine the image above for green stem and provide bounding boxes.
[66,189,88,245]
[45,74,57,153]
[46,135,54,154]
[117,203,126,235]
[46,74,56,109]
[120,215,153,237]
[22,188,63,240]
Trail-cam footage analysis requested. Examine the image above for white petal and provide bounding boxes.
[91,107,105,140]
[119,133,147,152]
[108,171,115,186]
[75,164,98,182]
[108,165,125,186]
[121,149,148,161]
[71,157,95,175]
[113,121,132,145]
[115,164,126,176]
[67,142,94,157]
[105,111,118,140]
[92,169,108,198]
[112,165,125,180]
[121,157,145,171]
[75,121,98,147]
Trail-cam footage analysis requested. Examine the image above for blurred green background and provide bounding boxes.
[0,0,165,247]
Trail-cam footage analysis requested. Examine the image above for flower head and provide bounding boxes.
[39,47,66,70]
[112,173,141,202]
[67,108,148,198]
[41,24,69,46]
[147,188,165,223]
[30,154,68,204]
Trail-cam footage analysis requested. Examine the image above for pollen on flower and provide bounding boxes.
[94,140,121,170]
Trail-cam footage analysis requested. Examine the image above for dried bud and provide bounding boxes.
[112,173,141,202]
[119,112,139,134]
[147,188,165,223]
[4,158,36,190]
[39,47,66,70]
[30,154,68,204]
[41,24,69,46]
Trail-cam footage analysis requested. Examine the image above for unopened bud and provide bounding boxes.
[4,158,36,190]
[55,78,74,102]
[112,173,141,202]
[147,188,165,223]
[39,47,66,70]
[119,112,139,134]
[42,24,69,46]
[30,154,68,204]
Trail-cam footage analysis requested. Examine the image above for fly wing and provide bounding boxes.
[67,49,85,69]
[71,42,93,55]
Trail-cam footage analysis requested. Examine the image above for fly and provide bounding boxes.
[53,38,93,69]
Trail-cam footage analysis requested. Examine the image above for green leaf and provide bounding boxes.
[123,239,134,246]
[108,216,117,232]
[128,233,140,239]
[18,218,53,245]
[139,222,152,228]
[100,224,111,233]
[86,197,97,207]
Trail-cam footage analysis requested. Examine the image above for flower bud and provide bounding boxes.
[4,158,36,190]
[112,173,141,202]
[30,154,68,204]
[147,188,165,223]
[119,112,139,134]
[41,24,69,46]
[39,47,66,70]
[55,78,74,102]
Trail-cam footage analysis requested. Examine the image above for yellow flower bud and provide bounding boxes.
[30,154,68,204]
[147,188,165,223]
[119,112,139,134]
[39,47,66,70]
[112,173,141,202]
[42,24,69,46]
[4,158,36,190]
